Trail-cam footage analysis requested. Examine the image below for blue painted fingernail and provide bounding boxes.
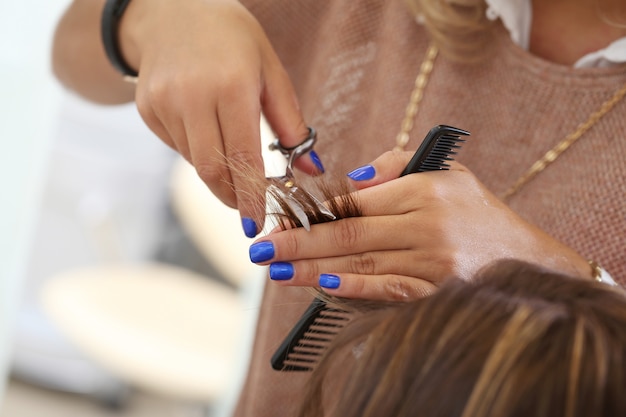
[319,274,341,289]
[242,217,257,238]
[249,241,275,263]
[309,150,325,173]
[269,262,294,280]
[347,165,375,181]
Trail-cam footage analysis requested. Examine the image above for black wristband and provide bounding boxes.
[101,0,138,77]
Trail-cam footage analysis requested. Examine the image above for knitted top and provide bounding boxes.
[234,1,626,415]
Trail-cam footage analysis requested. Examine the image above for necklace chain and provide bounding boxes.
[501,82,626,199]
[394,44,439,152]
[396,44,626,201]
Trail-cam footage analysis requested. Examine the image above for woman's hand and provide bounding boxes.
[54,0,323,236]
[116,0,321,235]
[248,151,592,302]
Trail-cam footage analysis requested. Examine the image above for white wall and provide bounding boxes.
[0,0,71,402]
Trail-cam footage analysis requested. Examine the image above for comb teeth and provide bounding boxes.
[271,300,351,371]
[419,135,465,171]
[400,125,470,176]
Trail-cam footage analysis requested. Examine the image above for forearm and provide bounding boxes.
[52,0,135,104]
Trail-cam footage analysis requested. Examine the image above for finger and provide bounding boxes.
[154,104,191,162]
[261,52,323,175]
[138,105,179,155]
[347,152,471,191]
[218,86,267,237]
[346,150,413,189]
[249,216,420,264]
[355,174,439,216]
[267,249,441,287]
[186,108,238,209]
[343,160,474,217]
[319,172,435,218]
[318,273,437,302]
[135,81,182,157]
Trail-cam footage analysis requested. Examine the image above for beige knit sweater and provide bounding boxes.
[234,1,626,415]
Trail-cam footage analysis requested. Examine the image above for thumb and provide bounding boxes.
[346,150,414,190]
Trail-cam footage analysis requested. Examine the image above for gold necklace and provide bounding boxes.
[395,44,626,201]
[393,44,439,152]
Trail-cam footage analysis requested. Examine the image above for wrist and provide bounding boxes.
[547,245,617,286]
[526,224,597,281]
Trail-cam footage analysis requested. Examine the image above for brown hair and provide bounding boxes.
[244,161,626,417]
[225,154,362,232]
[266,175,362,230]
[299,260,626,417]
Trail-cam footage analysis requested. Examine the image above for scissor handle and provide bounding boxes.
[268,127,317,176]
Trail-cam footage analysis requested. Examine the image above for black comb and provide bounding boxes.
[270,298,351,371]
[400,124,469,175]
[270,124,469,372]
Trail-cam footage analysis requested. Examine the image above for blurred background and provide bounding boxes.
[0,2,275,416]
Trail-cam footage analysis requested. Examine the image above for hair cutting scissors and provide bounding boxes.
[266,127,335,231]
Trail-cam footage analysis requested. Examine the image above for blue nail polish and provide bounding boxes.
[249,241,275,263]
[269,262,294,280]
[319,274,341,289]
[242,217,257,238]
[347,165,375,181]
[309,150,325,173]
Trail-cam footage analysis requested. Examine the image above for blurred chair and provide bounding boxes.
[11,93,176,406]
[40,263,248,404]
[37,116,282,412]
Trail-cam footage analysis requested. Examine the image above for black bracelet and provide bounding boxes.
[101,0,138,77]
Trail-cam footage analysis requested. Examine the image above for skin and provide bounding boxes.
[253,155,592,301]
[52,0,318,232]
[52,0,624,301]
[245,0,626,300]
[530,0,626,65]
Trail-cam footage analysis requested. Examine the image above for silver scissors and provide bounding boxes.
[267,127,335,231]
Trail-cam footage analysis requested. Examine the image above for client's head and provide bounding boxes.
[299,260,626,417]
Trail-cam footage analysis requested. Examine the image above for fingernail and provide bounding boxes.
[309,150,325,173]
[269,262,294,280]
[242,217,257,238]
[347,165,375,181]
[249,241,275,263]
[319,274,341,289]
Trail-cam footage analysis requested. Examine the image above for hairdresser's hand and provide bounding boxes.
[118,0,321,236]
[248,151,592,302]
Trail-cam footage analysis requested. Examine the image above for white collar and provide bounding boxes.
[485,0,626,68]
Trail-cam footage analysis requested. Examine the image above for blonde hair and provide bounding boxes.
[405,0,495,61]
[299,260,626,417]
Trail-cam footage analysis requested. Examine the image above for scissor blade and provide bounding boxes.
[267,184,312,231]
[283,194,311,231]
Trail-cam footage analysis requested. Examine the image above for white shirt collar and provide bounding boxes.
[485,0,626,68]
